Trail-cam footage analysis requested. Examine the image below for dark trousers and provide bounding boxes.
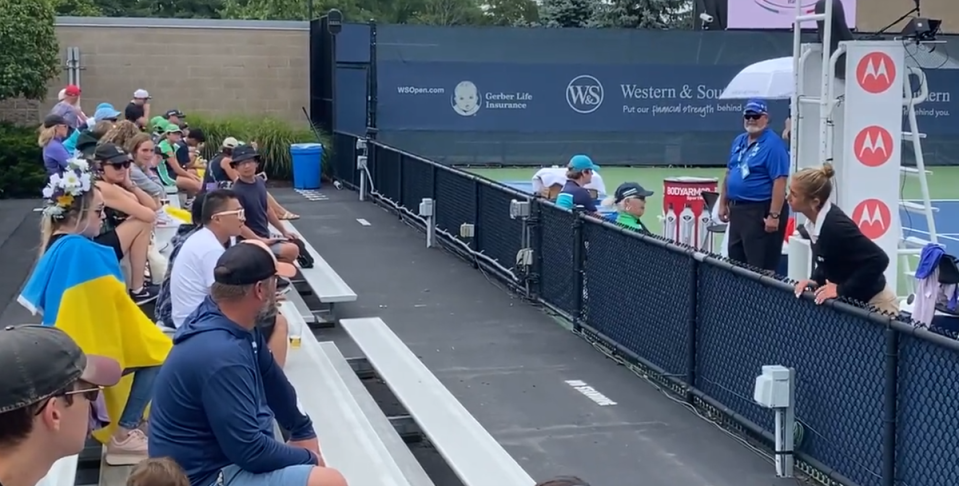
[727,200,789,272]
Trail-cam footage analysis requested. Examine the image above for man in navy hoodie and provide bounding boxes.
[148,241,347,486]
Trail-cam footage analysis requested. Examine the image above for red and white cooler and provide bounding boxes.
[662,176,718,249]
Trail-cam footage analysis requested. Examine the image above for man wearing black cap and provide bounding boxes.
[608,182,654,233]
[149,241,346,486]
[0,326,121,486]
[163,109,185,127]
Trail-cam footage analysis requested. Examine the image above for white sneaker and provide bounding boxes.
[155,211,177,228]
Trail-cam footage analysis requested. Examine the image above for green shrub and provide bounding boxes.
[0,122,46,199]
[187,114,328,181]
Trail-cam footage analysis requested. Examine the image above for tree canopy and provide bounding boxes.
[0,0,61,101]
[51,0,692,29]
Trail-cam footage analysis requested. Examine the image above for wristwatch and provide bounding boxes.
[768,212,780,219]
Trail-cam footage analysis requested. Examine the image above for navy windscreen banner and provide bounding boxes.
[376,61,778,132]
[374,61,959,134]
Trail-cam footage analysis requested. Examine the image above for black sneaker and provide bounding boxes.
[130,285,160,305]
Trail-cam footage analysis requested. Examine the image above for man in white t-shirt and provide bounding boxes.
[532,166,607,199]
[169,189,290,366]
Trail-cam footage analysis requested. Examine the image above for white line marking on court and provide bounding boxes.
[564,380,617,407]
[907,199,959,203]
[356,218,371,226]
[903,228,959,243]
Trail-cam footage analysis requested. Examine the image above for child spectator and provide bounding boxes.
[127,457,189,486]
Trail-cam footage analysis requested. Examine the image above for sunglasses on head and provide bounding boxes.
[743,113,763,121]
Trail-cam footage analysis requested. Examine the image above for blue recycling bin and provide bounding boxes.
[290,143,324,190]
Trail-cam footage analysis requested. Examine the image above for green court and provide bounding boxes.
[468,166,959,294]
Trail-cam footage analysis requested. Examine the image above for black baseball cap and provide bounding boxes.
[614,182,654,203]
[94,143,132,164]
[44,114,67,128]
[213,240,297,286]
[231,145,259,164]
[164,109,185,119]
[0,325,121,413]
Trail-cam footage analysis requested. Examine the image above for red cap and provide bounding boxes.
[64,85,81,97]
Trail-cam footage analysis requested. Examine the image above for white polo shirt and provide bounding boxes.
[170,228,227,328]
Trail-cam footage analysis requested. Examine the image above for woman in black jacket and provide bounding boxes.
[789,164,898,313]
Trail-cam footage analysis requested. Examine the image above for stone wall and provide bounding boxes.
[1,17,310,126]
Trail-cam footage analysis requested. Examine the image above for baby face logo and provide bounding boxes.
[752,0,816,15]
[451,81,481,117]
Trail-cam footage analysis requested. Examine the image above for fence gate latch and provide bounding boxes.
[460,223,475,238]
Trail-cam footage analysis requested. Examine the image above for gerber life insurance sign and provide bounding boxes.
[841,41,905,287]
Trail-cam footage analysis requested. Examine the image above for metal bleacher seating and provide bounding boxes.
[279,221,357,325]
[342,318,536,486]
[282,314,434,486]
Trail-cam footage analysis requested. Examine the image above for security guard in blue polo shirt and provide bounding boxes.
[718,99,790,272]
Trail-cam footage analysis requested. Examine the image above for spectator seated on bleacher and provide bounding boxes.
[64,104,121,155]
[206,138,300,220]
[555,155,601,217]
[94,143,163,304]
[160,189,291,366]
[532,165,606,201]
[149,242,347,486]
[155,123,202,204]
[0,326,122,486]
[101,120,142,151]
[229,145,301,265]
[125,132,167,202]
[602,182,654,233]
[20,160,172,466]
[40,114,72,176]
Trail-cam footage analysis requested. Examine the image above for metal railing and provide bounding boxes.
[330,130,959,486]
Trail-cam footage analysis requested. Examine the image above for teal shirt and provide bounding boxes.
[63,129,81,154]
[616,212,648,233]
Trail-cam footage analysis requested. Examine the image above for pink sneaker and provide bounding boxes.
[105,429,149,466]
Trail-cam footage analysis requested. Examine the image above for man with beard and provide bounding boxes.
[717,99,790,272]
[148,241,347,486]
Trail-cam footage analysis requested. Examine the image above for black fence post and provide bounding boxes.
[571,209,586,331]
[366,21,377,131]
[472,179,481,254]
[685,257,699,400]
[882,325,899,486]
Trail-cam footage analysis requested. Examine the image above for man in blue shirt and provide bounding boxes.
[717,99,790,272]
[555,155,600,216]
[149,242,346,486]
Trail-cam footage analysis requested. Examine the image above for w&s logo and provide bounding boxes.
[566,75,604,114]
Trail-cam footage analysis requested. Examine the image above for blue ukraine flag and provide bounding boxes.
[18,234,171,443]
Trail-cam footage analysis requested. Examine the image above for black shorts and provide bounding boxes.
[94,230,124,261]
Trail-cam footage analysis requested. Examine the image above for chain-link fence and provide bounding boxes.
[334,130,959,486]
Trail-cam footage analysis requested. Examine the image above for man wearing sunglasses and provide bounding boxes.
[0,325,121,486]
[717,99,790,272]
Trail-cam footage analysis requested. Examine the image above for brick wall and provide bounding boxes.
[1,17,310,126]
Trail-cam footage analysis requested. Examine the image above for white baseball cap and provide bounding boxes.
[133,89,150,99]
[57,89,66,101]
[222,137,239,149]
